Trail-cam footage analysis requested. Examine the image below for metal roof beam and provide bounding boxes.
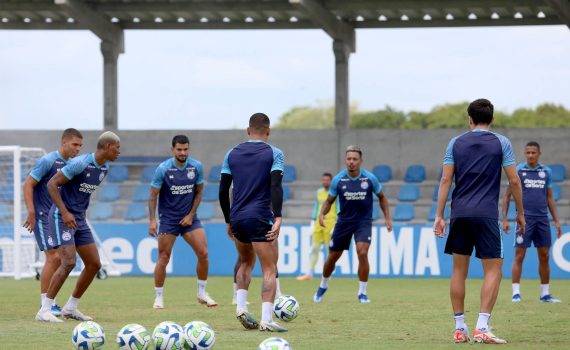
[544,0,570,28]
[290,0,355,52]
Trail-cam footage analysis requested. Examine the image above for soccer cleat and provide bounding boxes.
[540,294,561,303]
[453,328,470,343]
[153,296,164,309]
[358,294,371,304]
[512,294,522,303]
[313,287,327,303]
[197,293,218,307]
[61,308,93,321]
[35,309,63,323]
[50,304,62,317]
[236,310,259,330]
[473,329,507,344]
[296,274,312,281]
[259,321,288,333]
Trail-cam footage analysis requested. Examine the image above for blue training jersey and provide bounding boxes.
[517,162,552,217]
[221,140,284,222]
[58,153,109,216]
[443,129,515,220]
[329,169,382,223]
[29,150,68,216]
[150,157,204,224]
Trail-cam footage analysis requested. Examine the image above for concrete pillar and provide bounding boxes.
[333,39,351,130]
[101,41,120,130]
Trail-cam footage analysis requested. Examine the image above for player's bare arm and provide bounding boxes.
[47,171,75,229]
[377,191,393,232]
[319,195,336,227]
[434,164,454,237]
[148,187,159,236]
[504,165,525,235]
[547,187,562,238]
[22,176,39,232]
[180,183,203,226]
[502,187,512,233]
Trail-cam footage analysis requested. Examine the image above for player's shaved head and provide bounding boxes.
[468,98,494,125]
[249,113,270,132]
[61,128,82,140]
[97,131,120,149]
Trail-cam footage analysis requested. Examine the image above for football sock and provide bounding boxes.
[41,297,54,313]
[358,281,367,295]
[41,293,46,305]
[64,296,80,311]
[454,312,467,331]
[236,289,248,312]
[197,280,207,297]
[540,284,550,297]
[476,312,491,331]
[512,283,520,296]
[320,277,330,289]
[155,287,164,298]
[261,302,273,323]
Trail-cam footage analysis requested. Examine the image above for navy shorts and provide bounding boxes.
[231,218,273,244]
[445,217,503,259]
[49,208,95,248]
[329,220,372,251]
[516,216,551,248]
[33,214,58,251]
[159,218,203,236]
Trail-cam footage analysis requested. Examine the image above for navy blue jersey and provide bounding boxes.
[517,162,552,217]
[443,129,515,220]
[29,151,68,216]
[151,157,204,224]
[59,153,109,216]
[221,140,284,222]
[329,169,382,223]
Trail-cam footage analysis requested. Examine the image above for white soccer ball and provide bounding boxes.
[183,321,215,350]
[116,323,153,350]
[273,295,300,322]
[258,337,292,350]
[152,321,185,350]
[71,321,105,350]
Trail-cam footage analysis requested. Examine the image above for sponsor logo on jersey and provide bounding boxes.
[62,231,72,241]
[86,173,91,178]
[522,172,527,177]
[169,175,174,179]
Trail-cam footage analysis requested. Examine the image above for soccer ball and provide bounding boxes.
[116,323,153,350]
[183,321,215,350]
[152,321,186,350]
[71,321,105,350]
[273,295,299,322]
[258,337,292,350]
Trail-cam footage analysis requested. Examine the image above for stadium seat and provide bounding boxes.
[124,203,146,221]
[107,165,129,183]
[0,204,11,220]
[372,164,392,183]
[548,164,566,182]
[0,185,14,202]
[372,203,380,220]
[283,185,292,201]
[432,185,453,202]
[208,165,222,183]
[398,184,420,202]
[394,203,415,222]
[507,202,517,221]
[197,202,215,220]
[202,184,219,202]
[141,165,156,183]
[404,164,426,183]
[427,204,450,221]
[132,184,150,202]
[90,202,113,221]
[283,165,297,183]
[552,183,562,201]
[98,183,120,202]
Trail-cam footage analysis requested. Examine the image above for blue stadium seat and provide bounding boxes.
[283,185,292,201]
[98,183,120,202]
[427,204,450,221]
[125,203,146,221]
[0,204,11,220]
[0,185,14,202]
[394,204,415,222]
[548,164,566,182]
[404,164,426,183]
[141,166,156,183]
[90,202,113,221]
[507,202,517,221]
[372,203,380,220]
[283,165,297,183]
[372,164,392,183]
[432,185,453,202]
[202,184,219,202]
[132,184,150,202]
[197,202,215,220]
[398,184,420,202]
[552,183,562,201]
[208,165,222,183]
[107,165,129,183]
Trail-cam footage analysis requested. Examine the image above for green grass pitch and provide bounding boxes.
[1,276,569,349]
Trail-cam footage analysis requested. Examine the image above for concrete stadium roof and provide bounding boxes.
[0,0,568,30]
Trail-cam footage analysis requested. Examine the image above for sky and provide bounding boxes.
[0,25,569,130]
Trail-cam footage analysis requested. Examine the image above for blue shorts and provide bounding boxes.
[231,218,273,244]
[445,217,502,259]
[516,216,551,248]
[159,219,203,236]
[329,220,372,251]
[49,207,95,248]
[33,214,58,251]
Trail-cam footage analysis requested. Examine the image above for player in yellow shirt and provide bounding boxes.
[297,173,337,281]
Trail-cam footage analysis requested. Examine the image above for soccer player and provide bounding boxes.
[502,141,563,303]
[36,131,121,322]
[313,146,392,304]
[219,113,287,332]
[24,128,83,318]
[148,135,217,309]
[434,99,525,344]
[297,172,337,281]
